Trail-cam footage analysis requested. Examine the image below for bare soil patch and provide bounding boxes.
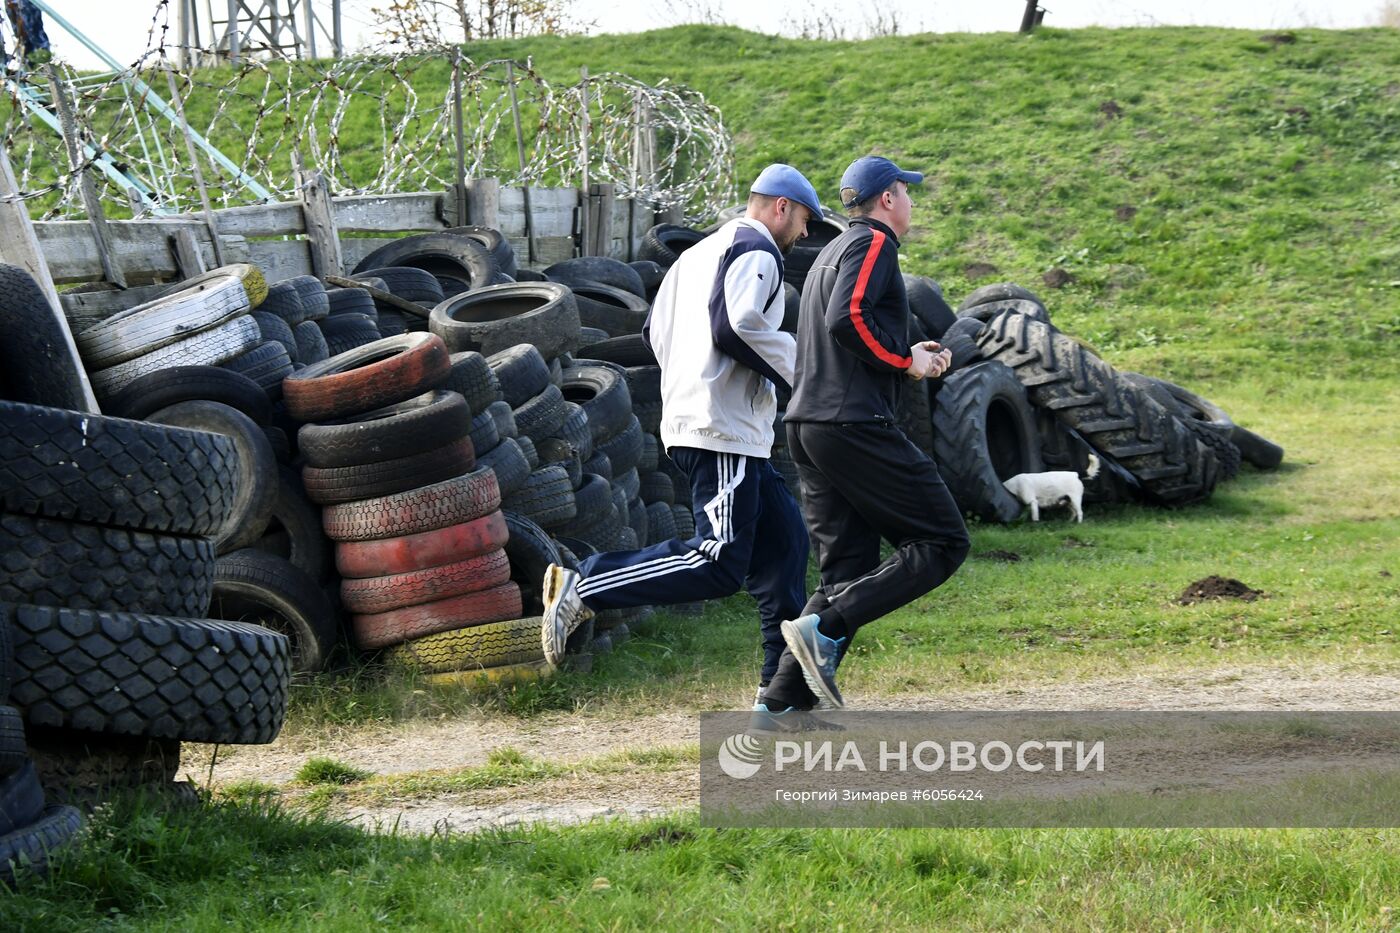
[1178,575,1264,604]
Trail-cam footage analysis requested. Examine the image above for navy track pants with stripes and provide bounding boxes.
[575,447,809,682]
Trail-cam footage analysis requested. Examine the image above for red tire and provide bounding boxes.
[334,510,508,578]
[339,547,511,614]
[282,333,451,422]
[351,581,524,650]
[320,468,500,543]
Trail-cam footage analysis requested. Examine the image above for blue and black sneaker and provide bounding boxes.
[748,704,845,734]
[780,614,846,709]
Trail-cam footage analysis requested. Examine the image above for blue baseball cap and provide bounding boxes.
[749,164,822,219]
[839,156,924,208]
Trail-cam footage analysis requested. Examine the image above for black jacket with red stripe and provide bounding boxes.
[786,217,912,424]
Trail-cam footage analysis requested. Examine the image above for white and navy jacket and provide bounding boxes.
[644,217,794,459]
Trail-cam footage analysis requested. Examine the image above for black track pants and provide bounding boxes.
[761,420,970,710]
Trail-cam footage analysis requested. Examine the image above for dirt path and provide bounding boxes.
[189,661,1400,834]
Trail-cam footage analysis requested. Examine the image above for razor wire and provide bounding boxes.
[0,1,735,222]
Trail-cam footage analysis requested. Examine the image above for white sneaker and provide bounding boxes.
[541,563,592,668]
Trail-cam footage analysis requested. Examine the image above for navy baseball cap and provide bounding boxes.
[749,164,823,218]
[839,156,923,208]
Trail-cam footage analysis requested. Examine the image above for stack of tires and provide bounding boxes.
[284,334,549,688]
[99,364,339,675]
[73,265,269,402]
[0,400,293,818]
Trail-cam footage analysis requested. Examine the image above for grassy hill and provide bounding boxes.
[5,26,1400,929]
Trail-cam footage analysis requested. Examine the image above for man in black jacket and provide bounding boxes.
[761,155,970,711]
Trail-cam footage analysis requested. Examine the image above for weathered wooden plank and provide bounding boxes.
[506,236,575,269]
[47,66,125,288]
[333,192,447,233]
[59,281,170,316]
[498,187,579,239]
[213,201,304,238]
[37,219,200,284]
[246,239,314,284]
[588,183,615,258]
[172,229,207,278]
[465,178,500,231]
[295,152,344,278]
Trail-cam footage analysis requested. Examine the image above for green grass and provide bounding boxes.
[2,792,1398,929]
[9,23,1400,928]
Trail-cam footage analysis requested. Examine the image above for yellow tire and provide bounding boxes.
[424,659,554,689]
[385,617,545,673]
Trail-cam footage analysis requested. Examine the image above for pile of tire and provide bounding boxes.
[910,282,1283,522]
[0,399,292,825]
[284,333,553,688]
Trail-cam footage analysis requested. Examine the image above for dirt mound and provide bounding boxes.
[977,549,1022,562]
[1178,575,1264,605]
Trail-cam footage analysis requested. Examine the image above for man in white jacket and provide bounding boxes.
[542,165,824,726]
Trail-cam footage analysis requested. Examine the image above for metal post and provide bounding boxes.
[578,66,591,258]
[332,0,343,57]
[1020,0,1038,32]
[226,0,240,62]
[506,61,536,265]
[165,67,225,266]
[452,51,468,227]
[304,0,317,58]
[45,65,125,287]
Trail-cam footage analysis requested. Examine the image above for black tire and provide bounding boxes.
[502,511,562,616]
[0,708,24,775]
[781,283,800,334]
[445,351,502,414]
[0,513,215,618]
[5,603,290,744]
[469,407,501,457]
[353,232,501,292]
[293,320,330,364]
[626,495,649,543]
[291,276,330,322]
[976,311,1218,504]
[501,465,577,530]
[488,344,551,407]
[782,244,820,290]
[640,470,675,505]
[615,467,641,503]
[566,472,612,527]
[546,400,594,461]
[298,391,472,468]
[570,282,650,337]
[326,287,379,320]
[252,310,300,363]
[537,439,582,488]
[645,500,677,545]
[210,549,338,675]
[597,417,645,475]
[577,333,656,367]
[23,726,179,803]
[958,298,1050,325]
[1121,373,1243,481]
[562,364,633,444]
[441,226,517,277]
[639,433,659,473]
[1230,425,1284,470]
[583,449,613,482]
[958,282,1046,312]
[639,224,706,267]
[223,342,295,400]
[259,279,309,327]
[356,266,445,305]
[258,465,330,582]
[545,257,647,299]
[429,282,580,360]
[104,365,271,424]
[671,503,696,539]
[320,313,382,356]
[0,805,82,887]
[476,436,531,498]
[904,275,957,339]
[931,361,1045,523]
[937,317,988,373]
[516,433,540,469]
[579,326,610,346]
[301,438,475,506]
[0,400,238,538]
[148,400,278,554]
[0,763,42,838]
[624,365,662,408]
[513,384,569,443]
[487,399,517,441]
[629,260,667,301]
